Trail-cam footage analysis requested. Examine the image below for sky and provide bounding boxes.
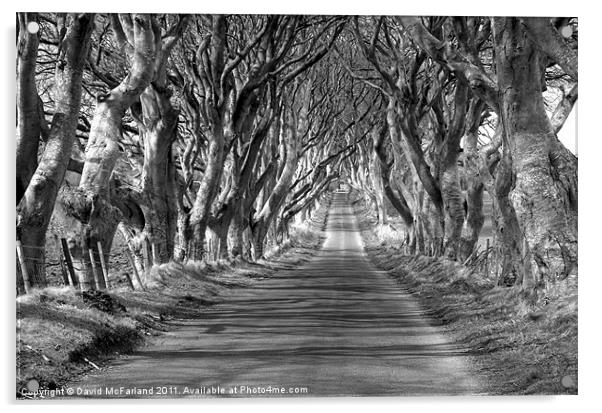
[558,103,578,155]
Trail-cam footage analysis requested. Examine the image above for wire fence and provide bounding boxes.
[15,238,143,296]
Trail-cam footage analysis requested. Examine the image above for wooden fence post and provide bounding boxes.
[142,238,151,271]
[151,242,158,266]
[88,249,102,290]
[16,240,32,294]
[60,238,78,289]
[125,249,145,291]
[96,241,110,289]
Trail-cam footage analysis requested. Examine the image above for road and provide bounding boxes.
[68,192,484,398]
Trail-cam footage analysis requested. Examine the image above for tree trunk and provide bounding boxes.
[138,84,179,263]
[253,236,264,261]
[459,180,485,261]
[459,105,486,261]
[61,15,160,289]
[187,123,226,260]
[210,224,229,261]
[16,14,95,289]
[492,152,534,287]
[435,82,470,260]
[251,111,300,258]
[174,203,191,262]
[61,186,121,289]
[227,209,246,259]
[493,17,578,284]
[118,223,147,283]
[440,162,465,259]
[64,102,125,289]
[16,12,42,204]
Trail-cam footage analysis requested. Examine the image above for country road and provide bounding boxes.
[67,192,484,398]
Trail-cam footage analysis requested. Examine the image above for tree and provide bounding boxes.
[16,13,43,205]
[353,17,475,258]
[492,17,577,285]
[16,13,95,289]
[60,14,178,289]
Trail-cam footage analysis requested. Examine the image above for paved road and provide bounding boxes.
[68,192,483,398]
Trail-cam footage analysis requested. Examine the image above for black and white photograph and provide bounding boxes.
[10,2,588,405]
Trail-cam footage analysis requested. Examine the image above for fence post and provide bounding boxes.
[142,238,151,271]
[215,238,221,262]
[16,240,32,294]
[88,249,102,290]
[96,241,110,289]
[125,249,145,291]
[60,238,78,289]
[151,242,158,266]
[59,256,70,286]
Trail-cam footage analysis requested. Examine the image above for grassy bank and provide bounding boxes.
[354,198,578,395]
[16,199,330,399]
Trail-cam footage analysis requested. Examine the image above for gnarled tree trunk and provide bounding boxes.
[61,14,159,289]
[439,161,465,259]
[136,84,179,263]
[251,111,300,258]
[493,17,578,285]
[187,121,226,260]
[373,123,414,229]
[458,100,487,261]
[16,13,95,289]
[492,152,534,287]
[16,12,42,204]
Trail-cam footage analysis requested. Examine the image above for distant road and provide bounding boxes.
[68,192,484,398]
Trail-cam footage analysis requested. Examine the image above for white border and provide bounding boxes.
[2,1,598,412]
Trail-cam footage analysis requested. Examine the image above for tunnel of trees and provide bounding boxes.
[16,13,577,296]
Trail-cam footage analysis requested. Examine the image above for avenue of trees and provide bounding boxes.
[16,14,577,293]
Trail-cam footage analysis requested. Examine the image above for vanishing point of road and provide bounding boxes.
[68,192,484,398]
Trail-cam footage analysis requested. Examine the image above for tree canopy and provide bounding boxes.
[16,14,578,294]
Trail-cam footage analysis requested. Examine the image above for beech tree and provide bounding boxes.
[16,13,42,205]
[60,14,185,288]
[16,13,95,289]
[398,16,577,285]
[353,17,476,258]
[491,17,577,285]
